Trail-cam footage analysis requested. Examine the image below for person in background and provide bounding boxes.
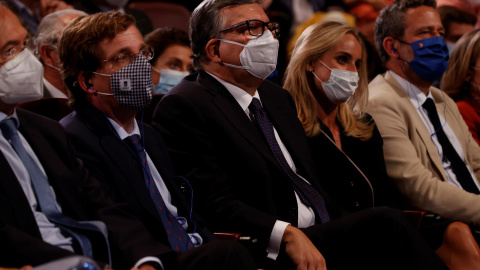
[145,28,193,95]
[442,29,480,146]
[3,0,73,34]
[35,9,87,98]
[72,0,153,36]
[437,5,476,54]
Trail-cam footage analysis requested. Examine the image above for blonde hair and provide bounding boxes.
[441,29,480,101]
[283,21,373,140]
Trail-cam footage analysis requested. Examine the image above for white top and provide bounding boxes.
[43,78,68,99]
[207,72,315,260]
[0,109,73,252]
[390,71,480,191]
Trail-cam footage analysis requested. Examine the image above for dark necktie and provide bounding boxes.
[422,98,480,194]
[249,98,331,223]
[0,118,111,263]
[123,134,193,252]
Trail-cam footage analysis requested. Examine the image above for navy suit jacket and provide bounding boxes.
[60,104,215,267]
[152,71,342,255]
[0,108,167,269]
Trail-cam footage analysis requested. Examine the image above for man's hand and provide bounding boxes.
[282,225,326,270]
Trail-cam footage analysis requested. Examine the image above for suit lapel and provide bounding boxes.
[198,72,281,169]
[384,73,447,181]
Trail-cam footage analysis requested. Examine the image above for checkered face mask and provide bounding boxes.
[94,55,153,112]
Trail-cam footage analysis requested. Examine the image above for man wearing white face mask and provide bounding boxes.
[153,1,449,269]
[35,9,87,98]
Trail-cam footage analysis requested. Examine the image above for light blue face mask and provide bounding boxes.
[152,67,189,94]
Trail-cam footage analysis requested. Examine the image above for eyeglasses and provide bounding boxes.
[0,38,35,62]
[220,20,280,38]
[103,47,154,69]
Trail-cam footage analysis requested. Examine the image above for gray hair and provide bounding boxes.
[190,0,259,70]
[374,0,436,66]
[35,9,87,56]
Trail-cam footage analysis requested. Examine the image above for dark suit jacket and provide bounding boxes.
[60,104,215,267]
[308,116,402,213]
[152,71,341,254]
[72,1,153,36]
[0,108,167,269]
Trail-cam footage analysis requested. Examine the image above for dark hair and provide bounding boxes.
[58,12,135,108]
[437,6,477,39]
[144,27,190,65]
[375,0,437,65]
[189,0,259,70]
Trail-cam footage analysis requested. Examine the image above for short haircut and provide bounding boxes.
[189,0,259,70]
[144,27,190,65]
[437,6,477,38]
[374,0,437,65]
[35,9,87,61]
[58,12,135,108]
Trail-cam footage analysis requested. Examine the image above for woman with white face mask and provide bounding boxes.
[284,21,400,213]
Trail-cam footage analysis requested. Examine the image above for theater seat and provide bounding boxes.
[17,98,72,121]
[128,2,191,32]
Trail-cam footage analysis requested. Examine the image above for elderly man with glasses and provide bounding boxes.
[152,0,450,269]
[58,11,256,270]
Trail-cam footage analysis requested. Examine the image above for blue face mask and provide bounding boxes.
[152,67,189,94]
[399,36,449,82]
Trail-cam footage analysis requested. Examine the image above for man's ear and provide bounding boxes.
[205,39,222,63]
[384,37,398,59]
[78,71,94,94]
[38,44,56,66]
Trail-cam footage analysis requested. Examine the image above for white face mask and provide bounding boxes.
[219,30,279,80]
[0,49,44,104]
[105,0,128,8]
[311,60,359,105]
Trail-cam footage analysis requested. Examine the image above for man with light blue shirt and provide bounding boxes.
[368,0,480,225]
[58,11,256,270]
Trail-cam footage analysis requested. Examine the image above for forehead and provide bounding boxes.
[221,3,269,27]
[59,14,82,27]
[0,7,27,48]
[98,25,144,58]
[404,6,442,32]
[329,34,362,58]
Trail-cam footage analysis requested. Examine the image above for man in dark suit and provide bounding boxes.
[0,4,177,269]
[72,0,153,36]
[58,11,256,270]
[152,0,448,269]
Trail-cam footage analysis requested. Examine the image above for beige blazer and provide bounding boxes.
[368,72,480,225]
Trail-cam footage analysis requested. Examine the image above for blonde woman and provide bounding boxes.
[442,28,480,146]
[284,21,400,212]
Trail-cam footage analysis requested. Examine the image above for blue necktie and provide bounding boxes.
[422,98,480,194]
[124,134,193,252]
[249,98,331,223]
[0,118,111,264]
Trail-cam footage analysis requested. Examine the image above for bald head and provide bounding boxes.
[0,5,28,68]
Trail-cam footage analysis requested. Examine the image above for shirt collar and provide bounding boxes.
[107,118,140,140]
[0,108,20,128]
[389,70,434,109]
[206,71,261,112]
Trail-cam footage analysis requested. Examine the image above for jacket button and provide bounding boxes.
[355,201,360,207]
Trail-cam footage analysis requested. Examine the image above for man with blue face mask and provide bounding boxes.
[368,0,480,230]
[153,0,450,269]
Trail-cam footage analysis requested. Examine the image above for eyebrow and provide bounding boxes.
[107,44,148,59]
[0,40,19,51]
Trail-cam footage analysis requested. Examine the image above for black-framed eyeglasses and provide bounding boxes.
[220,20,280,38]
[103,47,155,69]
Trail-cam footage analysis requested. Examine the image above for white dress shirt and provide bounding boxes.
[43,78,68,99]
[0,109,73,251]
[390,71,480,190]
[207,72,316,260]
[107,118,203,269]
